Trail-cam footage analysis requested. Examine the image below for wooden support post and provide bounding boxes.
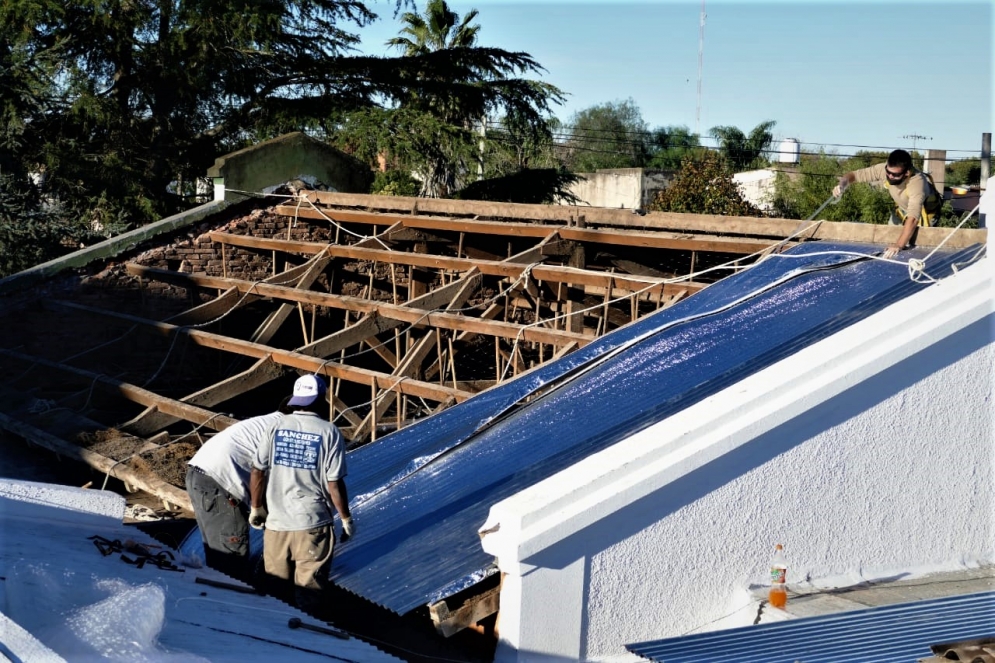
[448,336,458,390]
[495,338,502,382]
[437,332,445,386]
[370,377,378,442]
[221,243,227,278]
[297,302,309,345]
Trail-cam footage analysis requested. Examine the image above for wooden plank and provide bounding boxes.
[200,233,704,298]
[0,347,239,432]
[48,300,473,403]
[275,206,776,254]
[128,266,592,347]
[291,191,989,248]
[123,357,286,437]
[249,256,331,345]
[352,269,481,441]
[0,411,192,512]
[428,586,501,638]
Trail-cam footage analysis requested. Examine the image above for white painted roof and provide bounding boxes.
[0,479,399,662]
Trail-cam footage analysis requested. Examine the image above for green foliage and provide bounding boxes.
[3,0,562,272]
[453,168,580,204]
[646,126,704,170]
[946,158,981,186]
[356,0,562,197]
[708,120,776,171]
[0,173,93,277]
[651,151,762,217]
[559,99,649,172]
[372,170,420,197]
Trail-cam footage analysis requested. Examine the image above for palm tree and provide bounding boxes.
[709,120,777,171]
[385,0,483,196]
[387,0,480,55]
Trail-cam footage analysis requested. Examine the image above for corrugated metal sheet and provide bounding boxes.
[180,243,983,614]
[626,590,995,663]
[325,243,981,613]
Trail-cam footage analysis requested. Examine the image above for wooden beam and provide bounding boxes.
[0,347,239,432]
[249,256,330,345]
[274,206,776,254]
[286,192,989,249]
[352,269,481,442]
[201,233,702,298]
[128,266,591,347]
[0,411,192,512]
[429,585,501,638]
[122,357,286,437]
[48,300,472,403]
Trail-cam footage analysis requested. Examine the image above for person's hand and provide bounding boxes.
[341,516,354,542]
[882,245,902,259]
[832,177,850,199]
[249,505,268,530]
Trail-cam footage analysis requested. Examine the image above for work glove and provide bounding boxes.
[341,516,354,542]
[248,505,268,530]
[832,177,849,199]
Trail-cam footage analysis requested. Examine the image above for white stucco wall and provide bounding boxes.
[481,257,993,662]
[563,169,673,210]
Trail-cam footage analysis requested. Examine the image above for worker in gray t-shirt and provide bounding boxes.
[249,374,352,610]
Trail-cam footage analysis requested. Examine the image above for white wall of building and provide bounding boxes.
[481,257,993,662]
[732,169,777,211]
[564,169,672,210]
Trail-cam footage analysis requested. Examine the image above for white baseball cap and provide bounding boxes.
[287,374,327,407]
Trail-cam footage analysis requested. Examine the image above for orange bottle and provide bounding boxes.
[768,543,787,608]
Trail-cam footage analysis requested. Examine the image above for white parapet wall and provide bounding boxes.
[480,256,994,662]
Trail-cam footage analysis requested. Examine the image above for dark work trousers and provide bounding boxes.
[185,466,251,581]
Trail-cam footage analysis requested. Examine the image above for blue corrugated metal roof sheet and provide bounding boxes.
[325,243,981,613]
[626,590,995,663]
[180,242,984,614]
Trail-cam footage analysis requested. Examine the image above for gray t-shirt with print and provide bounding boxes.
[252,412,347,532]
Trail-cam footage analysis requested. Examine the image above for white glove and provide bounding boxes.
[341,516,354,541]
[832,177,849,199]
[249,505,268,530]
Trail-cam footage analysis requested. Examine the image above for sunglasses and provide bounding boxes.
[885,168,907,180]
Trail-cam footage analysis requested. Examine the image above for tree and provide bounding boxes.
[651,151,762,217]
[349,0,562,197]
[387,0,480,54]
[708,120,777,171]
[3,0,561,271]
[946,158,981,186]
[646,125,704,170]
[558,99,650,173]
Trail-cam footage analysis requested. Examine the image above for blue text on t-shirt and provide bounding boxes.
[273,429,321,470]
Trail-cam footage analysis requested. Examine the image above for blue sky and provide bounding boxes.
[357,0,992,162]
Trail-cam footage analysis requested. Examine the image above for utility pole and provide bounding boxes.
[695,0,706,138]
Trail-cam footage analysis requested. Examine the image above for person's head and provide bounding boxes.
[286,374,327,414]
[885,150,914,184]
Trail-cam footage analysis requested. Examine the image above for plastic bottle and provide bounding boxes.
[768,543,788,608]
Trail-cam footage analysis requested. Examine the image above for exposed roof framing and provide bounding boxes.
[3,190,982,515]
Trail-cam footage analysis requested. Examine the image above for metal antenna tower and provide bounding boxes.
[696,0,706,137]
[902,134,931,152]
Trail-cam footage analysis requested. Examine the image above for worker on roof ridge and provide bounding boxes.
[834,149,943,259]
[249,374,353,612]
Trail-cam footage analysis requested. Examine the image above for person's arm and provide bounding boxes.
[248,468,268,529]
[884,214,918,259]
[834,163,886,197]
[327,477,353,540]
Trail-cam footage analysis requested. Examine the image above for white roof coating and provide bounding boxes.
[0,479,399,662]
